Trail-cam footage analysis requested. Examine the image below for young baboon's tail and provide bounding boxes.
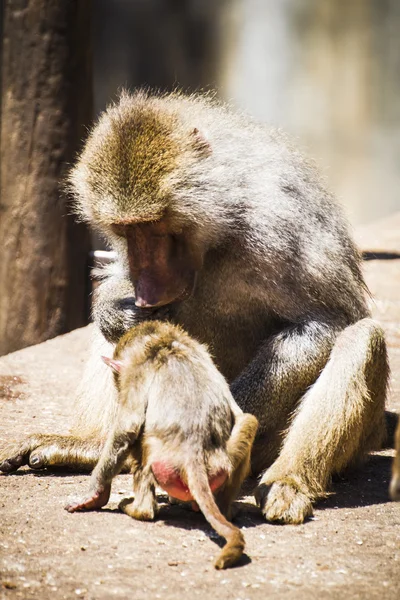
[186,462,245,569]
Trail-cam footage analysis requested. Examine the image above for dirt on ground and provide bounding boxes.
[1,223,400,600]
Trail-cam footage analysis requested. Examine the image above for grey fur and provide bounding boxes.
[1,91,389,523]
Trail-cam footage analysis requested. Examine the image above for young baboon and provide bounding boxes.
[0,90,389,524]
[65,321,258,570]
[389,420,400,501]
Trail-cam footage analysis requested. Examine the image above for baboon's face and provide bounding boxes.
[112,219,201,308]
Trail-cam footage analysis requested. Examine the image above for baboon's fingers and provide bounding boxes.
[65,485,111,512]
[0,434,101,473]
[257,481,313,524]
[0,452,28,473]
[0,435,49,473]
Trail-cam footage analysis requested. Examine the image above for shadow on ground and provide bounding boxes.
[320,454,393,510]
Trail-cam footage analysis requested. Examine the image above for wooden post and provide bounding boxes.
[0,0,92,355]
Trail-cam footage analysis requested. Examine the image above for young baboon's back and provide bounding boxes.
[116,321,235,477]
[67,322,258,570]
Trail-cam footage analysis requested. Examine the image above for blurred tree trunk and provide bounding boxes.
[0,0,92,355]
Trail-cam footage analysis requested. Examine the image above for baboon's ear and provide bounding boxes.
[101,356,123,373]
[191,127,212,157]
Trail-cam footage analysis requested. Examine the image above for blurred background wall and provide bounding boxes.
[94,0,400,226]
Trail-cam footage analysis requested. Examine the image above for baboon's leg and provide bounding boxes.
[0,328,118,474]
[256,319,388,524]
[120,462,158,521]
[231,321,338,473]
[66,401,145,513]
[389,419,400,501]
[65,429,136,512]
[0,434,103,473]
[216,413,258,518]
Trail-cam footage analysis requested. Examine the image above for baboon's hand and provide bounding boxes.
[65,485,111,512]
[94,291,173,344]
[255,481,313,524]
[0,434,54,473]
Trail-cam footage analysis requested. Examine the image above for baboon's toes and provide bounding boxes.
[119,497,157,521]
[0,453,25,473]
[128,507,156,521]
[65,486,110,512]
[260,482,313,524]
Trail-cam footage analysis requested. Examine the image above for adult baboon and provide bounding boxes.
[0,91,388,524]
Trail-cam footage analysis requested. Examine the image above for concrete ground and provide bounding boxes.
[1,215,400,600]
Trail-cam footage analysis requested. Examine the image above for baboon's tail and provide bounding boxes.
[186,461,245,569]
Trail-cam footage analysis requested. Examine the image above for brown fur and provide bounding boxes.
[0,90,389,526]
[65,322,258,570]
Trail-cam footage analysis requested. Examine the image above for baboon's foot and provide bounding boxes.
[0,434,99,473]
[256,482,313,524]
[65,485,111,512]
[119,496,158,521]
[0,434,58,472]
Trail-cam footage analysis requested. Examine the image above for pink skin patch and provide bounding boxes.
[151,461,228,503]
[64,484,111,513]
